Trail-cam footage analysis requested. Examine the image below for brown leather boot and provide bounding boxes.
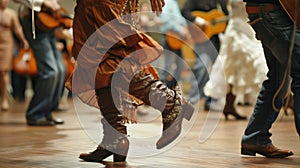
[156,87,194,149]
[223,92,247,120]
[79,115,129,162]
[241,143,293,158]
[79,88,129,162]
[128,73,195,149]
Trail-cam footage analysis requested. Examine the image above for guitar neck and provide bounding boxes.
[211,16,230,25]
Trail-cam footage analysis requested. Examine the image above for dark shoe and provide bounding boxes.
[241,143,293,158]
[204,102,210,111]
[223,92,246,120]
[79,147,113,162]
[204,97,218,111]
[204,97,212,111]
[46,115,64,124]
[79,138,129,162]
[223,110,247,120]
[27,118,55,126]
[48,118,64,124]
[156,101,194,149]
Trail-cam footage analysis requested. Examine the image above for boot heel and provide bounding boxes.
[241,148,256,156]
[224,113,228,120]
[113,137,129,162]
[183,103,194,121]
[113,154,127,162]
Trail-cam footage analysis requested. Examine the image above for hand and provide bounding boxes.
[149,0,165,16]
[194,16,208,30]
[23,40,29,50]
[42,0,60,11]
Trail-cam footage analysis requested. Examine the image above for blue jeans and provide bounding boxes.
[160,39,184,88]
[21,16,65,121]
[242,8,300,145]
[189,36,219,104]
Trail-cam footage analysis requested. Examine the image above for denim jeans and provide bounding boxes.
[21,16,65,121]
[242,8,300,145]
[189,35,219,104]
[160,39,184,88]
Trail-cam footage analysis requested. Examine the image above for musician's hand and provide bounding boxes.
[194,16,208,29]
[42,0,60,11]
[150,0,165,16]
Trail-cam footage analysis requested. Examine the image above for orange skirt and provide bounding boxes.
[66,0,163,108]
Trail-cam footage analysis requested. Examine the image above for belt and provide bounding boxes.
[246,3,282,14]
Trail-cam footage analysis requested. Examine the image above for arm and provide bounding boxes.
[10,9,29,48]
[181,0,208,28]
[181,0,195,22]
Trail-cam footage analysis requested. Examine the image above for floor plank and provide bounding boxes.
[0,98,299,168]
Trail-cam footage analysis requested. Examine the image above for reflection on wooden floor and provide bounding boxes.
[0,97,299,168]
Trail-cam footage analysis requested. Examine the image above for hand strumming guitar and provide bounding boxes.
[194,16,208,31]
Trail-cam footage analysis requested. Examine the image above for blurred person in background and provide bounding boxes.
[203,0,267,120]
[13,0,65,126]
[0,0,28,111]
[159,0,191,89]
[181,0,229,110]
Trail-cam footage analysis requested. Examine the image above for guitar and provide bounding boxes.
[63,42,75,78]
[279,0,300,29]
[166,9,229,49]
[165,30,187,50]
[35,7,73,31]
[189,9,229,43]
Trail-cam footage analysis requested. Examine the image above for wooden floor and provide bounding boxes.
[0,96,299,168]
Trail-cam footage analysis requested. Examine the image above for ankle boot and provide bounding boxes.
[223,92,247,120]
[156,87,194,149]
[79,113,129,162]
[128,74,195,149]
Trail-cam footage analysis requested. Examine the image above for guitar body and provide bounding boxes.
[166,30,185,50]
[166,9,228,49]
[35,8,73,31]
[279,0,300,29]
[63,43,75,77]
[189,9,228,43]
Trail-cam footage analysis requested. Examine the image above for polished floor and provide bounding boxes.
[0,96,299,168]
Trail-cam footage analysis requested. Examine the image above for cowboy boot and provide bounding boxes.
[223,92,247,120]
[79,88,129,162]
[79,113,129,162]
[128,73,194,150]
[149,82,194,149]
